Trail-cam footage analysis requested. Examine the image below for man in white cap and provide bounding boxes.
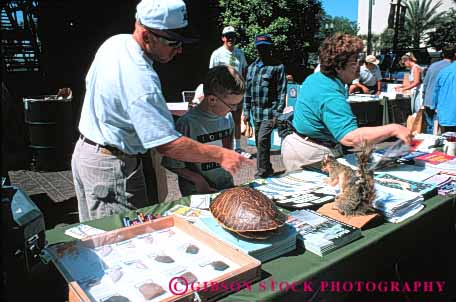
[209,26,251,158]
[349,54,383,95]
[72,0,253,222]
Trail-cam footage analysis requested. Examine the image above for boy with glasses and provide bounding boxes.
[162,65,245,196]
[210,26,251,158]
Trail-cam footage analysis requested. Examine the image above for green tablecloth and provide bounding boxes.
[46,194,456,301]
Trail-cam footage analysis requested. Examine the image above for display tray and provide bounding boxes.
[46,216,261,302]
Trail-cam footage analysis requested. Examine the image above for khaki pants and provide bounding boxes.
[281,133,337,172]
[72,138,148,222]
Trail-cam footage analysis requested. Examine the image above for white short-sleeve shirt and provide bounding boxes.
[78,34,181,155]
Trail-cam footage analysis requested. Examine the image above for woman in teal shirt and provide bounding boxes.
[282,34,412,172]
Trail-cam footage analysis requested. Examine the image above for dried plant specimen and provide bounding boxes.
[179,272,198,284]
[138,282,166,300]
[154,255,174,263]
[211,261,229,271]
[185,244,199,254]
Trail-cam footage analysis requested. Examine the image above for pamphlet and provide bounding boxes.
[287,209,362,256]
[64,224,106,239]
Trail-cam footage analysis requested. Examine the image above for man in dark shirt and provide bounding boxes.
[243,34,287,178]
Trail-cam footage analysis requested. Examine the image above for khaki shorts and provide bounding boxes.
[281,133,339,172]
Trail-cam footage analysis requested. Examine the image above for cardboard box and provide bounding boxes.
[47,216,261,302]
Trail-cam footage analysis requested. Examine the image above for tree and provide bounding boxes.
[375,27,413,50]
[214,0,323,67]
[428,8,456,50]
[331,16,358,36]
[318,15,358,41]
[403,0,446,48]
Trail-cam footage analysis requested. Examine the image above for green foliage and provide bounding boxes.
[331,16,358,36]
[403,0,446,48]
[427,8,456,50]
[215,0,323,64]
[374,27,413,50]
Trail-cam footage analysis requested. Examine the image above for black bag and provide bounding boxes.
[276,111,295,139]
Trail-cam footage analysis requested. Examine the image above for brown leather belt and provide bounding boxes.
[80,134,137,157]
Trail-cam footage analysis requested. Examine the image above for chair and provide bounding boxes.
[181,91,195,103]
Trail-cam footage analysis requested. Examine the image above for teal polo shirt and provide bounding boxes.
[292,72,358,144]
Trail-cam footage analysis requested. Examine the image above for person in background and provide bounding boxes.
[433,47,456,133]
[209,26,251,158]
[191,83,204,105]
[162,65,245,196]
[72,0,252,222]
[349,55,382,95]
[281,34,412,172]
[243,34,287,178]
[422,45,456,134]
[395,53,422,113]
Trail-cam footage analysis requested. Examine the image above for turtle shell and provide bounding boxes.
[210,187,287,239]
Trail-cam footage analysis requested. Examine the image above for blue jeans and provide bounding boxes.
[423,106,436,134]
[71,138,148,222]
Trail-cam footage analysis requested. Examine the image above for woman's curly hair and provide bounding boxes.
[319,33,364,78]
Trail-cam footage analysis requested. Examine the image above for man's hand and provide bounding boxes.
[219,149,255,175]
[392,124,413,145]
[361,86,370,94]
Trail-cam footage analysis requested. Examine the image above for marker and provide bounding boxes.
[139,212,146,222]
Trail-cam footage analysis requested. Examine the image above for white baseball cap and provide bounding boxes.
[136,0,197,43]
[222,26,236,35]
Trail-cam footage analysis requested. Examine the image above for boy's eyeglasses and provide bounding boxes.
[213,95,239,111]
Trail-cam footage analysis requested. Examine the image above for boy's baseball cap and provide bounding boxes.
[136,0,197,43]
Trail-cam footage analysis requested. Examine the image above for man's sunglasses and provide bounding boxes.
[223,34,237,40]
[149,31,182,48]
[138,20,183,49]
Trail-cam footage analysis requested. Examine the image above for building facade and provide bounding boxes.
[358,0,455,36]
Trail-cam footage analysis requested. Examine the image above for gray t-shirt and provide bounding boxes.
[162,106,235,196]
